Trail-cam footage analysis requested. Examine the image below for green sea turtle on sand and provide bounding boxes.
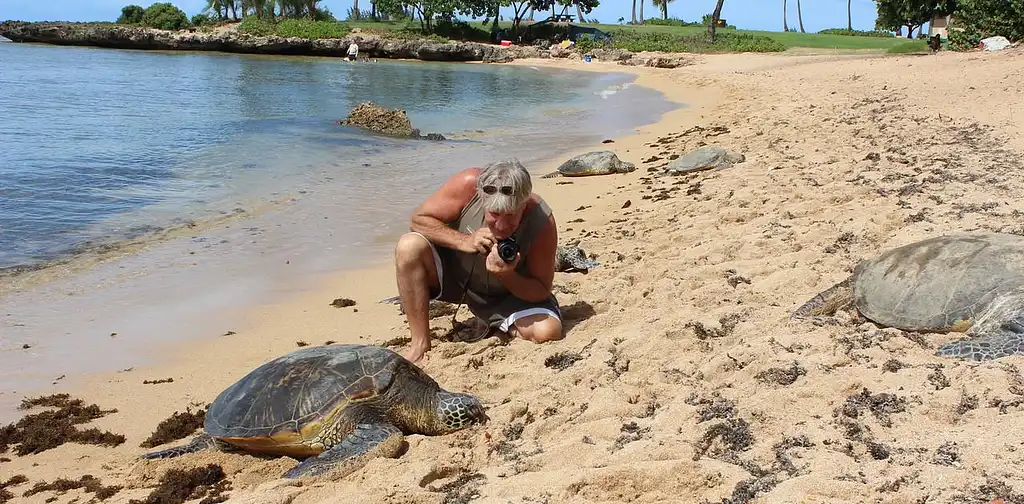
[792,232,1024,361]
[555,244,600,273]
[140,344,488,478]
[542,151,636,178]
[665,146,745,174]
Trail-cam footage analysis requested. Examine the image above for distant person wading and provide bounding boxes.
[394,159,564,364]
[347,43,359,61]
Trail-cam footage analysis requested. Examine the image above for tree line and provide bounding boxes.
[872,0,1023,47]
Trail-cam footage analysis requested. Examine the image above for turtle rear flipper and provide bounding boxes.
[283,423,404,479]
[936,317,1024,361]
[791,276,854,320]
[140,433,235,459]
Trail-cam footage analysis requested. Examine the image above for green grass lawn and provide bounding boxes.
[588,23,929,51]
[252,17,930,54]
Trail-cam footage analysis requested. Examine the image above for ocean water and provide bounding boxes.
[0,41,678,420]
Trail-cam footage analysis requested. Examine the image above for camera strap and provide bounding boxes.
[448,260,486,341]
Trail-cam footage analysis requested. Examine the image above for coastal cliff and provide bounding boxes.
[0,21,541,62]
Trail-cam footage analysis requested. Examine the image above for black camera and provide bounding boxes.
[495,237,520,263]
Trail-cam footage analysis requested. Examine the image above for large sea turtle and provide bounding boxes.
[140,344,488,478]
[792,232,1024,361]
[541,151,636,178]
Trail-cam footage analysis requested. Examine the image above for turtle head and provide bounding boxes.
[436,390,488,432]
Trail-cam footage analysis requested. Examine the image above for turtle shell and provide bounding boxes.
[203,344,404,446]
[852,232,1024,332]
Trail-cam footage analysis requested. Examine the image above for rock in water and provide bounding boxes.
[665,146,745,174]
[339,103,446,140]
[339,102,415,137]
[543,151,636,178]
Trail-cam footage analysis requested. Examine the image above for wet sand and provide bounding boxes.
[4,46,1024,504]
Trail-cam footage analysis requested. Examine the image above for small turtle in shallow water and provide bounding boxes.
[140,344,488,478]
[792,232,1024,361]
[542,151,636,178]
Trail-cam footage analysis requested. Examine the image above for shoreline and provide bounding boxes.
[6,46,1024,504]
[0,57,702,418]
[0,54,685,423]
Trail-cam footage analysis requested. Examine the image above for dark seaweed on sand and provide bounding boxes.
[0,394,125,456]
[22,475,122,501]
[1,475,28,503]
[140,407,207,449]
[128,464,230,504]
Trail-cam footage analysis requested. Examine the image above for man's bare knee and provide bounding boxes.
[395,233,430,266]
[514,315,564,343]
[395,233,439,289]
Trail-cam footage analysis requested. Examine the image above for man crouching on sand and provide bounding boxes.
[394,159,564,363]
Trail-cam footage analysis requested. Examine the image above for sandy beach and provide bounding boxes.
[4,45,1024,504]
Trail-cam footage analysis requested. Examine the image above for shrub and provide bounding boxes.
[275,19,350,39]
[818,28,894,37]
[949,0,1024,50]
[141,2,189,30]
[190,13,216,27]
[607,30,785,53]
[238,17,351,39]
[238,16,277,36]
[117,4,145,24]
[643,17,701,27]
[431,20,491,42]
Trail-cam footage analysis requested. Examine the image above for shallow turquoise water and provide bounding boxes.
[0,42,675,272]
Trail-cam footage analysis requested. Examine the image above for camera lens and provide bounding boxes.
[497,238,518,263]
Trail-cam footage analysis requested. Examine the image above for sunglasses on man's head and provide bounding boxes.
[482,185,514,196]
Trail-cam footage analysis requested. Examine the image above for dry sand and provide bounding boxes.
[4,46,1024,504]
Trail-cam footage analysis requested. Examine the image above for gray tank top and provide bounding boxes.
[444,193,553,303]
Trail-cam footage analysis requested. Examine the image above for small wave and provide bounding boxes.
[595,82,635,100]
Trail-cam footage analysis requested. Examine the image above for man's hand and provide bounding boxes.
[459,227,496,255]
[485,244,520,277]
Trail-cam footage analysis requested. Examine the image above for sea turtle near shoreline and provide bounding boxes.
[555,243,600,273]
[541,150,636,178]
[792,232,1024,361]
[140,344,488,479]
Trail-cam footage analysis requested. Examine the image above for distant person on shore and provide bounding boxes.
[347,42,359,61]
[394,159,563,363]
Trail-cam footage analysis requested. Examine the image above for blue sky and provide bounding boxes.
[2,0,889,33]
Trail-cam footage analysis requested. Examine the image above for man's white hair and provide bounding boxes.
[477,158,532,213]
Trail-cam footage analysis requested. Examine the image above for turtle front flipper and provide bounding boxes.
[791,276,854,320]
[283,423,404,479]
[140,433,235,459]
[936,319,1024,361]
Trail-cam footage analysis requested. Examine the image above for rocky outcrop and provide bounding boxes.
[0,21,546,62]
[339,102,446,140]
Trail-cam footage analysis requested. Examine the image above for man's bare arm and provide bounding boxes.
[495,214,558,302]
[409,168,480,251]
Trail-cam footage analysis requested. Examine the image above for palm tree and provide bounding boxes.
[847,0,852,30]
[652,0,674,20]
[706,0,724,42]
[796,0,805,32]
[782,0,788,31]
[631,0,637,23]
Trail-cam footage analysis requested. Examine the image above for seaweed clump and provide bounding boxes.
[129,464,231,504]
[140,406,207,449]
[0,394,125,456]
